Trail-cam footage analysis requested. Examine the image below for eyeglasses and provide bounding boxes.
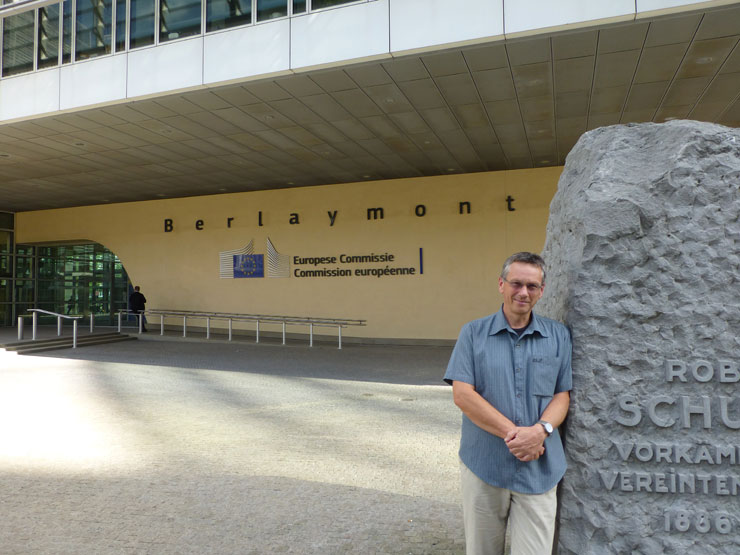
[502,278,542,293]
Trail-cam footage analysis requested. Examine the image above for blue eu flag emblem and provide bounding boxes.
[233,254,264,278]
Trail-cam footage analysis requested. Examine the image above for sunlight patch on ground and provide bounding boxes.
[0,350,460,504]
[0,353,133,470]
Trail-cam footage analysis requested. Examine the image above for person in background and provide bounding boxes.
[129,285,147,332]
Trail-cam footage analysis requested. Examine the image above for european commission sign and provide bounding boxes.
[219,238,289,279]
[219,238,422,279]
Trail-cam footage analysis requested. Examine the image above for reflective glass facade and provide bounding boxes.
[0,213,14,326]
[38,4,61,68]
[130,0,156,48]
[206,0,252,32]
[0,212,130,327]
[0,0,370,74]
[75,0,112,60]
[2,9,34,76]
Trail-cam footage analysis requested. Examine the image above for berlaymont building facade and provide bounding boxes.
[0,0,739,342]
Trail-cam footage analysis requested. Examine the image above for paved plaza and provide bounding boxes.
[0,330,465,554]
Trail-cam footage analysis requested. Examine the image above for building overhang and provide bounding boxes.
[0,2,739,212]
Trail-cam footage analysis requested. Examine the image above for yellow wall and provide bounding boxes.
[17,167,562,340]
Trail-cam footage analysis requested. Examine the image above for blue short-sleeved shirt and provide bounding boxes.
[444,307,573,494]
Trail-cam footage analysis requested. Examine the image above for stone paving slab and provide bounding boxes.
[0,335,465,554]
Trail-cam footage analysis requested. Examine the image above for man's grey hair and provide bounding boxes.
[500,252,546,284]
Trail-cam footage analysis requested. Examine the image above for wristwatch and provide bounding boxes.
[538,420,553,436]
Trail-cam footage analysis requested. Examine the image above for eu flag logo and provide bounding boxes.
[233,254,264,278]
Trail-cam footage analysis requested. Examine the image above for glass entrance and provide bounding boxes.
[35,244,130,325]
[0,213,14,326]
[0,224,131,327]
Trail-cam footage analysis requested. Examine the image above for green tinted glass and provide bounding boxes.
[0,231,11,253]
[2,12,34,76]
[15,256,33,279]
[0,279,10,302]
[0,256,11,278]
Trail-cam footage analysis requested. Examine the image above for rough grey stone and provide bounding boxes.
[538,120,740,554]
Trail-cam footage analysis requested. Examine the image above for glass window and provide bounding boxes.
[130,0,155,48]
[15,279,35,303]
[15,303,35,317]
[115,0,127,51]
[0,212,13,230]
[0,231,11,253]
[0,256,11,278]
[37,281,66,303]
[257,0,287,21]
[76,0,112,60]
[0,279,10,302]
[292,0,305,14]
[16,244,34,256]
[160,0,202,41]
[62,0,72,63]
[38,4,61,68]
[15,256,33,279]
[206,0,252,32]
[2,11,35,77]
[311,0,355,9]
[64,290,85,315]
[0,303,11,327]
[39,256,63,279]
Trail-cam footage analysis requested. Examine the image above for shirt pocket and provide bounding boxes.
[530,356,559,397]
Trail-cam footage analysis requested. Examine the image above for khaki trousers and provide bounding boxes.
[460,461,557,555]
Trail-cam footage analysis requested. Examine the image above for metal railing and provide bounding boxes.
[17,309,83,348]
[117,309,366,349]
[116,311,148,334]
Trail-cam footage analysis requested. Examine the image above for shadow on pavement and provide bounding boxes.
[21,336,454,386]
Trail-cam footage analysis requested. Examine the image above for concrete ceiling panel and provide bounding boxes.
[451,103,491,129]
[597,23,649,53]
[677,37,739,78]
[511,62,553,98]
[421,51,469,77]
[484,99,524,125]
[554,56,595,93]
[462,43,509,71]
[590,86,629,113]
[644,13,701,47]
[506,37,551,66]
[472,68,517,102]
[694,6,740,40]
[552,30,598,60]
[434,73,481,106]
[593,50,641,88]
[381,58,430,82]
[634,43,689,83]
[625,81,670,111]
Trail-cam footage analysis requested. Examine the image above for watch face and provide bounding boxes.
[541,421,553,434]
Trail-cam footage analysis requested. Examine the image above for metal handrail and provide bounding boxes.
[18,309,83,347]
[118,309,366,349]
[148,309,365,325]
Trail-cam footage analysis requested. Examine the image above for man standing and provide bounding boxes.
[444,252,572,555]
[129,285,147,332]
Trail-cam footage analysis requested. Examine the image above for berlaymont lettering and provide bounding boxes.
[162,200,478,232]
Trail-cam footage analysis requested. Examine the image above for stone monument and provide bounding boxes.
[537,120,740,554]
